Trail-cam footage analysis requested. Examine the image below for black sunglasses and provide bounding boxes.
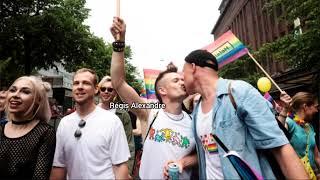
[74,119,86,138]
[100,87,114,93]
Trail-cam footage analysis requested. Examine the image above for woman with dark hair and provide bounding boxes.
[0,76,56,179]
[279,92,319,179]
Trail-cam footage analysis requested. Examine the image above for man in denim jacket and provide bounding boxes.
[182,49,308,179]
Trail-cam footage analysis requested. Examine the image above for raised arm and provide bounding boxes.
[277,91,292,129]
[110,17,149,121]
[132,117,142,136]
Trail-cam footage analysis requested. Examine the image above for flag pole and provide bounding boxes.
[116,0,120,40]
[247,52,283,93]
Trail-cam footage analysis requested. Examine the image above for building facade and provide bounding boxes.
[37,63,74,113]
[212,0,290,75]
[212,0,320,144]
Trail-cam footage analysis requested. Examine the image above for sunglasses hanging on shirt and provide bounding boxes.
[74,119,86,138]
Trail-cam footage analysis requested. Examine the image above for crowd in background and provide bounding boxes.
[0,17,319,180]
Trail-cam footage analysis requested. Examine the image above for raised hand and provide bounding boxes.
[280,91,292,109]
[110,17,126,42]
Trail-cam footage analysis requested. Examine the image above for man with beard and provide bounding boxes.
[50,68,130,179]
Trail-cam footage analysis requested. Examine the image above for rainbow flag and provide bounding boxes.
[207,143,218,154]
[203,30,248,68]
[143,69,161,100]
[263,92,274,103]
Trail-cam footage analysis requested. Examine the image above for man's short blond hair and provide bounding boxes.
[74,68,99,86]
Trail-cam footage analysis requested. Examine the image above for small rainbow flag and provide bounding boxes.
[207,143,218,154]
[203,30,248,68]
[263,92,274,104]
[143,69,161,100]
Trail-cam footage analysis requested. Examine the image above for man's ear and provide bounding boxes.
[191,63,197,74]
[95,85,99,95]
[158,87,166,96]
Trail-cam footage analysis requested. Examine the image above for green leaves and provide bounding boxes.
[0,0,142,91]
[260,0,320,70]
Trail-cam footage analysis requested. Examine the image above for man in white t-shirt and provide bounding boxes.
[110,17,197,179]
[50,68,130,179]
[97,75,135,176]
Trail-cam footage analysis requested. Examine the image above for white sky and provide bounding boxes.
[85,0,222,77]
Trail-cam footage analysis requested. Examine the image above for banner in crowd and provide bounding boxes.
[143,69,161,100]
[203,30,248,68]
[137,79,147,98]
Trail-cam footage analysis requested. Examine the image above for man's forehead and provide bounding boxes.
[164,72,182,80]
[74,71,94,80]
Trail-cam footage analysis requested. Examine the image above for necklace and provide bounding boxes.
[11,119,33,125]
[288,112,306,126]
[163,111,184,121]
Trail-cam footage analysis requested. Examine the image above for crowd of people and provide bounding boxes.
[0,17,319,179]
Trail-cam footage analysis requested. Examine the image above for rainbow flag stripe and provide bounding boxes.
[143,69,161,100]
[203,30,248,68]
[263,92,274,103]
[207,143,218,154]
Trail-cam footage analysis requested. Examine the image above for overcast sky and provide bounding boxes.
[85,0,222,76]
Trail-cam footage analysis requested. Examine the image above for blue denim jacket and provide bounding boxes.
[193,78,288,179]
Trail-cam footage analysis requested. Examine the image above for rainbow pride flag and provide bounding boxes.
[203,30,248,68]
[143,69,161,100]
[263,92,274,103]
[207,143,218,154]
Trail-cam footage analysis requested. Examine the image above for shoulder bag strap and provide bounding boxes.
[228,81,237,110]
[143,111,159,144]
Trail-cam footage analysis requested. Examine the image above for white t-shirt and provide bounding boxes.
[139,109,196,179]
[196,102,224,179]
[53,106,130,179]
[104,107,116,114]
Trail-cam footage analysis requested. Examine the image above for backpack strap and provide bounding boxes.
[228,82,237,110]
[143,111,159,144]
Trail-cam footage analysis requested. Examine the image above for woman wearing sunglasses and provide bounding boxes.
[0,76,56,179]
[98,76,135,177]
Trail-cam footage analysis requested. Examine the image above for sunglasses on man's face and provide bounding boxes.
[100,87,114,93]
[74,119,86,138]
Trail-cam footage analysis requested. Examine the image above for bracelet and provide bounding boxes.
[279,114,287,118]
[112,41,125,52]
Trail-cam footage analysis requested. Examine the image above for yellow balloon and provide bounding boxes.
[257,77,271,93]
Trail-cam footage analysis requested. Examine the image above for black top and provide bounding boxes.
[0,121,56,180]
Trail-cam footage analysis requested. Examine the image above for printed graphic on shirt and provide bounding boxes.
[148,127,190,149]
[200,133,218,154]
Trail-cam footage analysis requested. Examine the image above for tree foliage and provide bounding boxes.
[0,0,142,91]
[218,0,319,86]
[259,0,320,69]
[218,52,263,87]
